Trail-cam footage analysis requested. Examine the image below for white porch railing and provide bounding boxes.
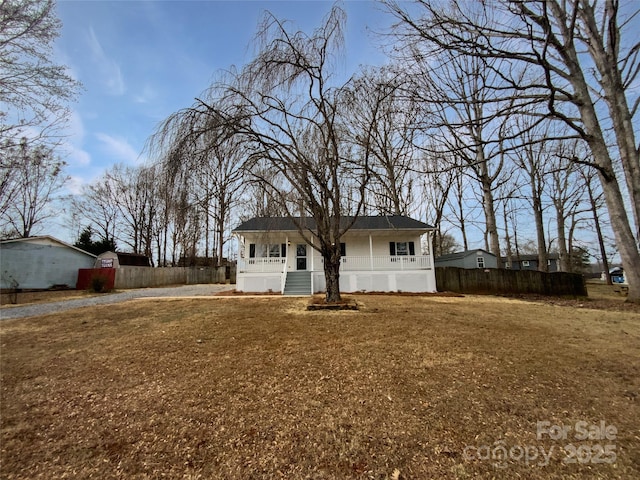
[340,255,431,271]
[238,258,286,272]
[333,255,432,271]
[239,255,432,273]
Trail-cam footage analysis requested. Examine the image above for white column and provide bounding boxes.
[428,231,435,268]
[310,236,314,271]
[236,234,244,271]
[369,234,373,271]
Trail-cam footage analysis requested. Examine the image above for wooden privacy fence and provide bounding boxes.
[78,266,226,290]
[114,266,226,289]
[436,267,587,296]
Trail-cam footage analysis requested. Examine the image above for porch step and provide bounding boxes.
[283,271,312,295]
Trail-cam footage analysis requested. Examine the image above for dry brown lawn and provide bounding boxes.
[0,289,97,307]
[1,294,639,479]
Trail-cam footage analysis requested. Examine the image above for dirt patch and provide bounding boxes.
[307,295,359,310]
[214,290,282,296]
[1,295,638,479]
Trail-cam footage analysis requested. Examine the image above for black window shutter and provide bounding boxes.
[409,241,415,255]
[389,242,396,256]
[281,243,286,257]
[340,242,346,256]
[249,244,255,258]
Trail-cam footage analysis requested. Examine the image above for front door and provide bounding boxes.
[296,244,307,270]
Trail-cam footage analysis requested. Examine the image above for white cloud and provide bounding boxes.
[63,110,92,167]
[133,84,158,104]
[65,175,86,195]
[87,26,125,96]
[68,148,91,167]
[95,132,141,163]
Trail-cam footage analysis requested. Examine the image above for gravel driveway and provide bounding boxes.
[0,284,234,321]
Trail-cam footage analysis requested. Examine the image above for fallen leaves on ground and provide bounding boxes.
[1,294,638,479]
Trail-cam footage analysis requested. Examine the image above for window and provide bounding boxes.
[390,241,416,256]
[522,260,530,267]
[249,243,285,258]
[477,257,485,268]
[269,244,281,258]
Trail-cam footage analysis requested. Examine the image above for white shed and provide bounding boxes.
[94,251,120,268]
[0,236,96,290]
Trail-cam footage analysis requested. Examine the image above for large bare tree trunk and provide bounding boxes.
[578,0,640,243]
[598,165,640,298]
[554,200,570,272]
[523,0,640,298]
[534,203,548,272]
[385,0,640,298]
[584,172,611,284]
[323,245,342,303]
[570,72,640,298]
[502,202,513,268]
[454,175,469,250]
[479,164,501,267]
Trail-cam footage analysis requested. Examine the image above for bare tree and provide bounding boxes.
[446,172,471,251]
[389,19,517,265]
[579,165,612,283]
[385,0,640,300]
[0,141,68,237]
[241,164,289,219]
[102,164,155,257]
[501,197,515,267]
[0,138,23,217]
[149,96,247,267]
[547,142,587,272]
[417,150,457,256]
[206,7,369,302]
[0,0,81,149]
[346,68,420,216]
[507,117,562,272]
[71,178,120,246]
[152,169,177,267]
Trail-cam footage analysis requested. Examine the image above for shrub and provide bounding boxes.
[89,275,110,293]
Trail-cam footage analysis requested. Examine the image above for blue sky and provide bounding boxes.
[55,0,392,192]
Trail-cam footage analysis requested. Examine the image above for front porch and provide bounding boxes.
[237,255,432,273]
[236,255,434,294]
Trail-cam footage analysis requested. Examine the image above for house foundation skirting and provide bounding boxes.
[236,270,436,294]
[236,272,282,293]
[314,270,436,293]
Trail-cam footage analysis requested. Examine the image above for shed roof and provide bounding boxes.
[435,249,495,262]
[0,235,96,258]
[500,253,560,262]
[233,215,433,233]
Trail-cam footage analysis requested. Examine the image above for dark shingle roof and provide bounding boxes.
[435,249,494,262]
[233,215,433,233]
[500,253,560,262]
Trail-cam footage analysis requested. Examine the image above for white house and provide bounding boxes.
[233,215,436,294]
[0,236,96,290]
